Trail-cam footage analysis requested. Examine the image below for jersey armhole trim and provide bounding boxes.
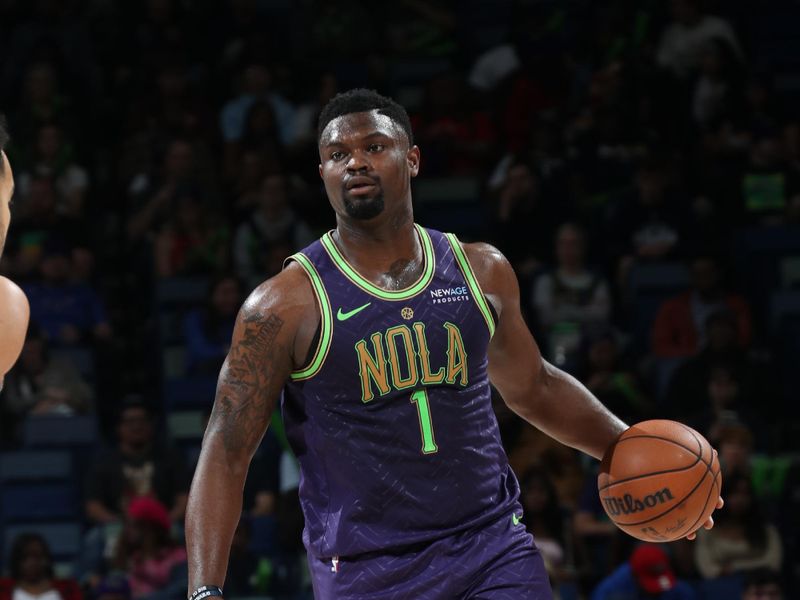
[286,253,333,381]
[444,233,497,339]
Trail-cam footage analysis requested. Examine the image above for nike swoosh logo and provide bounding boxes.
[336,302,371,321]
[512,513,522,526]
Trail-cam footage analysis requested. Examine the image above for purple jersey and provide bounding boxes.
[282,226,519,558]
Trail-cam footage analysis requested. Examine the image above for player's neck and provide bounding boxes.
[335,207,416,255]
[333,210,423,286]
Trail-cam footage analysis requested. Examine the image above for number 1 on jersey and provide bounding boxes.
[410,389,438,454]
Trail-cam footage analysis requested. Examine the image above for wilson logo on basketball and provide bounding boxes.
[602,488,675,515]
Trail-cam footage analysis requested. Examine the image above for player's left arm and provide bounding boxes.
[465,242,626,459]
[466,241,721,537]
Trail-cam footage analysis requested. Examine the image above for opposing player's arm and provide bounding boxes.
[185,264,317,594]
[464,242,627,460]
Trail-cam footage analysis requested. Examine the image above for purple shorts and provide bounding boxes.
[308,510,553,599]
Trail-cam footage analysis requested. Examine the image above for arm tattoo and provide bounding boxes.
[210,311,285,455]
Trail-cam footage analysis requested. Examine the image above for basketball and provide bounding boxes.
[598,419,722,542]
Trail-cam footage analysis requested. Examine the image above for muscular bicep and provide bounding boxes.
[205,294,295,461]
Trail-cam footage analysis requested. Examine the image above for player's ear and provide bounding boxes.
[407,145,420,178]
[318,163,323,179]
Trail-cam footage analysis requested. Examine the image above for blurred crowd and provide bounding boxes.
[0,0,798,599]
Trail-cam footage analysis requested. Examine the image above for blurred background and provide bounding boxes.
[0,0,797,599]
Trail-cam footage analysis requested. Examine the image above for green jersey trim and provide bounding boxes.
[444,233,497,339]
[288,252,333,381]
[320,224,436,301]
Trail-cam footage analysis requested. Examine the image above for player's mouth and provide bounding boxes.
[344,176,379,196]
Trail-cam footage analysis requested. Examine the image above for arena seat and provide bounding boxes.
[0,450,72,482]
[1,484,76,522]
[156,277,209,306]
[163,376,217,410]
[168,410,206,442]
[22,415,98,448]
[695,574,743,599]
[49,346,96,380]
[770,290,800,331]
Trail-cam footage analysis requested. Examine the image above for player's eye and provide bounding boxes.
[367,144,385,153]
[330,151,346,161]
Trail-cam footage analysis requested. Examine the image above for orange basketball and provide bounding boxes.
[598,419,722,542]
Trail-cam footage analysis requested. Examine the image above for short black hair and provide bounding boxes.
[9,532,54,580]
[317,88,413,145]
[743,568,782,589]
[0,113,8,173]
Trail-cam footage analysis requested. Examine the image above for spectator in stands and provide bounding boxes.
[23,240,112,346]
[489,159,560,271]
[14,62,76,142]
[3,177,85,279]
[656,0,743,79]
[591,544,697,600]
[694,470,782,579]
[0,533,82,600]
[113,497,187,600]
[412,70,496,175]
[680,364,762,445]
[531,223,612,364]
[1,322,92,426]
[691,38,745,128]
[153,187,229,278]
[84,396,190,526]
[666,309,768,417]
[742,568,783,600]
[219,63,295,178]
[740,129,796,224]
[229,149,270,218]
[182,274,243,375]
[93,575,131,600]
[652,254,751,358]
[126,139,202,243]
[519,467,570,586]
[605,158,691,284]
[578,328,652,425]
[16,123,89,219]
[716,423,755,476]
[233,173,314,287]
[290,72,338,149]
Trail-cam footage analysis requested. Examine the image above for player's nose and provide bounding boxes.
[346,151,370,173]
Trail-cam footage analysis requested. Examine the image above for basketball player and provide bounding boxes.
[0,114,30,387]
[186,90,721,599]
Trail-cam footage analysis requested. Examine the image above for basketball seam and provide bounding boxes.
[680,425,721,536]
[684,466,722,536]
[598,456,702,492]
[610,444,716,528]
[613,434,711,468]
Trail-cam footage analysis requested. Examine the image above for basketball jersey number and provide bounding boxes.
[410,389,438,454]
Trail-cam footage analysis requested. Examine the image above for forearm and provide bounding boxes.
[186,435,249,591]
[515,361,628,460]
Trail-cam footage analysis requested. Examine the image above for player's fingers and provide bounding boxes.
[716,496,724,510]
[703,515,715,530]
[686,531,697,541]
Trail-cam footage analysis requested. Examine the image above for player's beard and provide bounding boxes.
[343,192,385,220]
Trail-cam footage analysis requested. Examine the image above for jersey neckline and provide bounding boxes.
[320,224,436,301]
